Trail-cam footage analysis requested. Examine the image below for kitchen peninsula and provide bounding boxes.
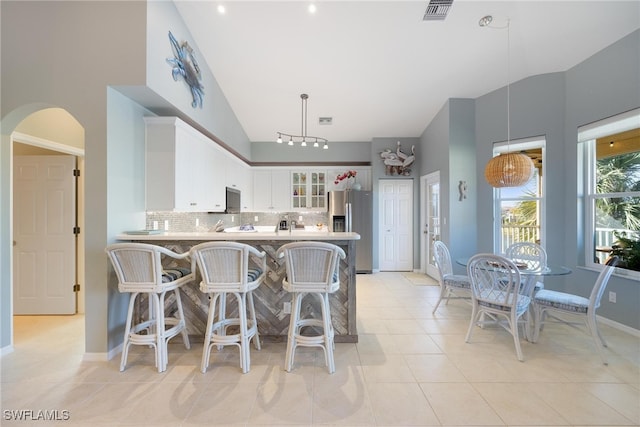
[116,229,361,342]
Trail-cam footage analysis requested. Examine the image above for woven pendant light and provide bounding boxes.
[484,152,534,187]
[480,16,535,188]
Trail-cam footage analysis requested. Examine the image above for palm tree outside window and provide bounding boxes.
[492,138,546,254]
[579,108,640,275]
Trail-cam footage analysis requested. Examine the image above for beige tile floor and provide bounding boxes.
[1,272,639,426]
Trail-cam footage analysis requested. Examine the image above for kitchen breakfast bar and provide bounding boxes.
[116,230,361,342]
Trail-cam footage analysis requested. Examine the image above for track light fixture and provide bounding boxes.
[276,93,328,148]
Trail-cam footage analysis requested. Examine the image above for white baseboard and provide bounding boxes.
[0,345,14,357]
[598,315,640,337]
[83,343,122,362]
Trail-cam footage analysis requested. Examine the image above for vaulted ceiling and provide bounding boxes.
[175,1,640,144]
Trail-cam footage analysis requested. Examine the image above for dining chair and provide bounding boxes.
[505,242,547,271]
[277,241,345,374]
[190,241,266,373]
[506,241,547,292]
[105,243,192,372]
[465,253,532,361]
[432,240,471,314]
[532,258,618,365]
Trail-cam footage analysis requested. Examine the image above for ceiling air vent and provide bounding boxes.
[423,0,453,21]
[318,117,332,125]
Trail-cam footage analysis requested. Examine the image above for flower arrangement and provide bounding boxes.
[334,170,357,185]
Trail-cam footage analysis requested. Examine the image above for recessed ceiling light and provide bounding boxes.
[217,4,226,15]
[308,3,317,14]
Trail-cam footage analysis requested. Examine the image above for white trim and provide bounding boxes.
[83,342,121,362]
[11,131,85,156]
[493,135,546,153]
[598,315,640,338]
[577,108,640,142]
[0,345,15,357]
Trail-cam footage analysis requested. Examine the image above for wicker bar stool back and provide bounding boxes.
[105,243,192,373]
[190,241,266,373]
[277,241,346,374]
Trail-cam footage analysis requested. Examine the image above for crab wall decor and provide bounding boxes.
[167,31,204,109]
[379,141,416,176]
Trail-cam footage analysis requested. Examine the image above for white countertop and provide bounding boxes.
[117,230,361,241]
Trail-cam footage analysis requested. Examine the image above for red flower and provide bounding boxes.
[335,170,357,182]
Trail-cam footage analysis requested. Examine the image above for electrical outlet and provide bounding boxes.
[195,218,200,227]
[609,291,616,303]
[299,215,303,222]
[254,215,259,222]
[283,302,291,314]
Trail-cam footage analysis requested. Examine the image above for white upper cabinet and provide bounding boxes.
[145,117,225,212]
[225,155,252,211]
[291,170,327,211]
[252,168,290,211]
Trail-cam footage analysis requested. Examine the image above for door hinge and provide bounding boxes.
[73,169,80,177]
[73,284,80,292]
[73,226,80,235]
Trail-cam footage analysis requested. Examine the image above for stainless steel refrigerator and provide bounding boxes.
[328,190,373,273]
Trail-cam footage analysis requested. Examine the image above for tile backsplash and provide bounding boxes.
[146,211,329,233]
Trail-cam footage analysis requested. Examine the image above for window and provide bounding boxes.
[579,109,640,277]
[492,137,546,254]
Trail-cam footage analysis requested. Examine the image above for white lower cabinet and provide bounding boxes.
[145,117,225,212]
[252,169,290,211]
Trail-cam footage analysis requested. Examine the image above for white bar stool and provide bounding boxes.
[277,241,346,374]
[190,242,266,373]
[105,243,192,373]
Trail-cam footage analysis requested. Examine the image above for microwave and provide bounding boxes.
[225,187,241,213]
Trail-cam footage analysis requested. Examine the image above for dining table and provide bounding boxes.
[455,256,572,341]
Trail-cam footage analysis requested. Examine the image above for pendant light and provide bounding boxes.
[276,93,328,149]
[480,16,535,187]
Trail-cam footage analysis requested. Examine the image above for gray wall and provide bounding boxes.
[470,31,640,329]
[475,72,566,257]
[144,1,252,160]
[1,0,148,354]
[419,99,477,275]
[106,88,151,350]
[562,30,640,329]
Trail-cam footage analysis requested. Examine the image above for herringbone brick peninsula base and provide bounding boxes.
[115,231,360,343]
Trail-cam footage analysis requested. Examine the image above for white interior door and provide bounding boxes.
[13,155,76,314]
[379,179,413,271]
[421,172,441,279]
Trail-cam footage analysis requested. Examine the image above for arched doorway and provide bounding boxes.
[3,106,85,352]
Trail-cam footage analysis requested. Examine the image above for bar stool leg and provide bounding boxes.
[319,292,335,374]
[247,290,261,351]
[201,293,220,373]
[120,292,138,372]
[235,292,250,374]
[284,292,303,372]
[153,293,166,372]
[174,288,191,351]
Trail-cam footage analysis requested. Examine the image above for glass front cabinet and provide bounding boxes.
[291,170,326,210]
